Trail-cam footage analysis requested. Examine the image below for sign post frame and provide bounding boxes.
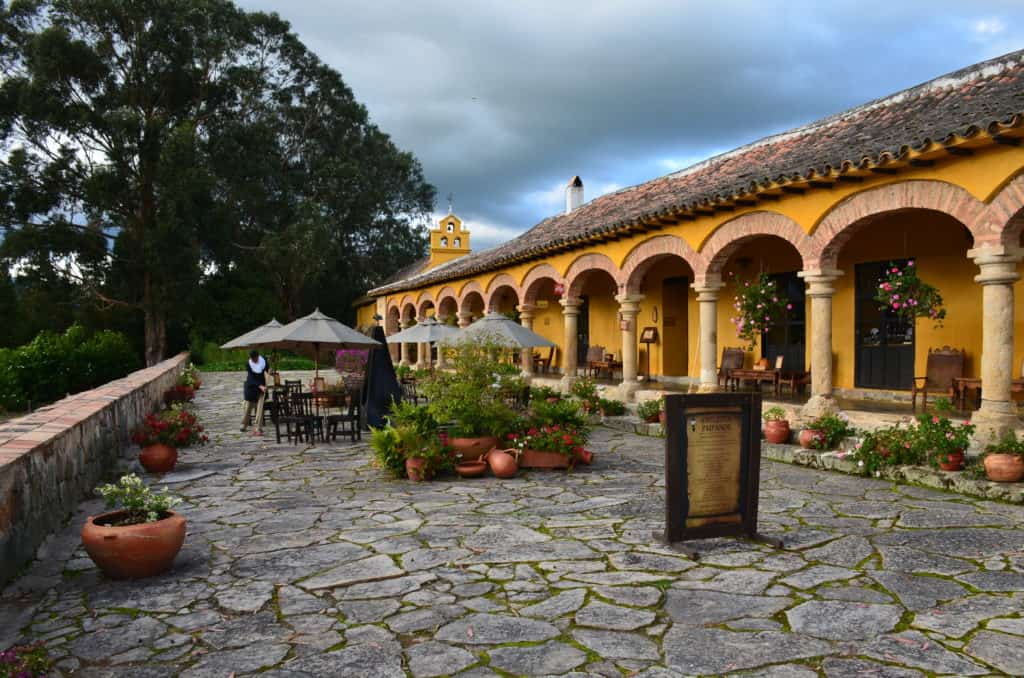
[660,391,782,558]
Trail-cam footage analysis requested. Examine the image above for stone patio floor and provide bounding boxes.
[2,372,1024,677]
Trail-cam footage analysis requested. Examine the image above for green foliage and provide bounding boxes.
[192,342,313,372]
[984,431,1024,458]
[394,364,414,380]
[369,426,406,478]
[387,400,438,436]
[913,411,975,466]
[597,397,626,416]
[637,398,664,422]
[530,385,561,401]
[131,406,208,448]
[0,641,51,677]
[850,425,920,477]
[763,406,787,422]
[569,377,599,402]
[178,364,201,388]
[420,338,518,438]
[804,413,856,450]
[528,398,588,430]
[505,424,588,458]
[0,324,140,411]
[874,260,945,326]
[730,272,790,351]
[94,474,182,526]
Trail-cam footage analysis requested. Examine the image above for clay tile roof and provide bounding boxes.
[371,49,1024,296]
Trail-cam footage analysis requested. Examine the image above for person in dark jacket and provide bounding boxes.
[241,350,268,435]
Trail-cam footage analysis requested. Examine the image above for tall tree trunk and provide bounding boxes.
[143,273,166,366]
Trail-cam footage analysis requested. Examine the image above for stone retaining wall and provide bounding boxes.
[0,353,188,584]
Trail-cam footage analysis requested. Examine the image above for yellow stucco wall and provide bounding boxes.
[355,302,377,329]
[374,142,1024,390]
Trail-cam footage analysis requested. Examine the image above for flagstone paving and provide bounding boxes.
[2,371,1024,676]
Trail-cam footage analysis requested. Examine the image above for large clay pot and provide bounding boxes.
[455,460,487,478]
[644,413,660,424]
[798,429,825,450]
[406,457,429,482]
[485,448,518,478]
[984,453,1024,482]
[81,510,186,580]
[575,449,594,466]
[764,420,791,445]
[520,449,571,470]
[450,436,499,461]
[139,444,178,473]
[937,450,965,472]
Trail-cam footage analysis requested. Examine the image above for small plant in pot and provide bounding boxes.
[637,397,664,424]
[0,642,51,677]
[131,406,208,473]
[982,431,1024,482]
[80,474,186,579]
[850,425,919,477]
[800,412,854,450]
[762,406,790,444]
[914,402,974,472]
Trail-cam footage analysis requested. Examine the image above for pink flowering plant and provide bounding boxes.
[505,424,589,458]
[874,260,946,326]
[913,411,974,469]
[849,424,921,477]
[0,641,50,677]
[730,272,790,351]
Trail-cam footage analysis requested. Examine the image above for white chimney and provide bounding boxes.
[565,175,584,214]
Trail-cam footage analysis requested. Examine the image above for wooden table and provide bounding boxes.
[727,368,781,398]
[590,359,623,380]
[954,377,1024,411]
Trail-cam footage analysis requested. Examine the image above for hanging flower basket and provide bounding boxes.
[730,272,791,351]
[874,260,946,326]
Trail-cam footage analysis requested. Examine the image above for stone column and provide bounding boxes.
[559,297,582,391]
[400,320,413,367]
[692,276,725,392]
[519,304,536,378]
[969,245,1023,446]
[616,294,644,400]
[435,316,449,370]
[457,312,473,329]
[415,316,430,369]
[798,269,843,418]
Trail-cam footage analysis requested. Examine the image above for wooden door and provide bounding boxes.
[855,260,914,389]
[661,277,689,376]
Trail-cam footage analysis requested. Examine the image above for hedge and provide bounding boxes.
[0,324,141,412]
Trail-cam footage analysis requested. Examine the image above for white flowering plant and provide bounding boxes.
[94,474,182,526]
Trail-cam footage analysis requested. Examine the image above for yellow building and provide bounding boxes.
[363,49,1024,440]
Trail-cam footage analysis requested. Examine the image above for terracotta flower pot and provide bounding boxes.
[984,453,1024,482]
[764,420,790,444]
[81,510,186,580]
[519,448,571,470]
[455,460,487,478]
[406,457,429,482]
[658,411,666,425]
[139,444,178,473]
[485,448,518,478]
[799,429,825,449]
[450,436,499,461]
[575,449,594,465]
[937,450,965,472]
[644,413,660,424]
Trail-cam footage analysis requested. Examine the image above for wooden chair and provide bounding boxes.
[400,379,423,405]
[534,346,556,373]
[912,346,965,411]
[326,389,362,442]
[585,345,606,377]
[717,347,745,388]
[779,369,811,396]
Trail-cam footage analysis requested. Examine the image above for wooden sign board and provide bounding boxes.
[662,392,779,554]
[639,326,659,343]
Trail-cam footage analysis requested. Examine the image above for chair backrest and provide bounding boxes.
[290,392,315,417]
[284,380,303,396]
[272,388,292,416]
[925,346,965,389]
[586,345,605,363]
[720,347,745,371]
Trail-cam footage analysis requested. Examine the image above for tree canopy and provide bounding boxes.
[0,0,433,363]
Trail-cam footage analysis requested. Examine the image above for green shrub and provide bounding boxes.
[196,341,314,372]
[528,397,587,430]
[804,413,856,450]
[637,398,663,421]
[597,397,626,416]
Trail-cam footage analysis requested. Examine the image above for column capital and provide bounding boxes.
[691,273,724,297]
[969,245,1023,286]
[400,319,413,329]
[798,269,844,297]
[560,296,582,314]
[615,294,645,315]
[517,303,536,314]
[456,311,474,328]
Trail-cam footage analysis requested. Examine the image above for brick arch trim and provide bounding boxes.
[565,253,623,299]
[520,264,563,304]
[698,211,813,276]
[621,235,704,294]
[983,172,1024,247]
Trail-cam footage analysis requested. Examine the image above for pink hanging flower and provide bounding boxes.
[907,260,915,267]
[892,302,901,309]
[786,303,793,310]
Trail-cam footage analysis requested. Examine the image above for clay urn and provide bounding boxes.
[139,444,178,473]
[81,510,186,579]
[983,453,1024,482]
[485,448,518,478]
[405,457,428,481]
[455,460,487,478]
[937,450,965,472]
[450,436,499,461]
[798,429,825,449]
[764,420,791,445]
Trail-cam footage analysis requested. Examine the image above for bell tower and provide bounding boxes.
[428,213,471,268]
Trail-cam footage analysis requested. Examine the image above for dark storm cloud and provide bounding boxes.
[237,1,1023,249]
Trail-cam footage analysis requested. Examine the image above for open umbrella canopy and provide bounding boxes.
[453,312,556,349]
[220,319,282,349]
[385,317,460,344]
[260,308,380,375]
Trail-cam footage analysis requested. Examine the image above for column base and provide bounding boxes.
[697,383,721,394]
[559,375,579,394]
[801,395,839,420]
[969,401,1020,456]
[615,381,641,401]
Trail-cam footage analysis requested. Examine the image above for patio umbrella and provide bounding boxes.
[454,312,556,348]
[220,319,282,349]
[261,308,381,377]
[385,317,461,344]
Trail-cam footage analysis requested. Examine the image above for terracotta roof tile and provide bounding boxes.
[372,49,1024,295]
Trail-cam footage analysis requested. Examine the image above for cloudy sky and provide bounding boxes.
[238,1,1022,250]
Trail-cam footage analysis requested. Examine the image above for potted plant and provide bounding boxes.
[637,398,664,424]
[763,406,790,444]
[0,642,51,676]
[506,424,592,470]
[730,272,792,351]
[874,260,946,326]
[163,384,195,406]
[914,407,975,471]
[131,406,208,473]
[178,363,202,390]
[597,397,626,417]
[850,425,919,477]
[800,412,854,450]
[80,474,186,579]
[982,432,1024,482]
